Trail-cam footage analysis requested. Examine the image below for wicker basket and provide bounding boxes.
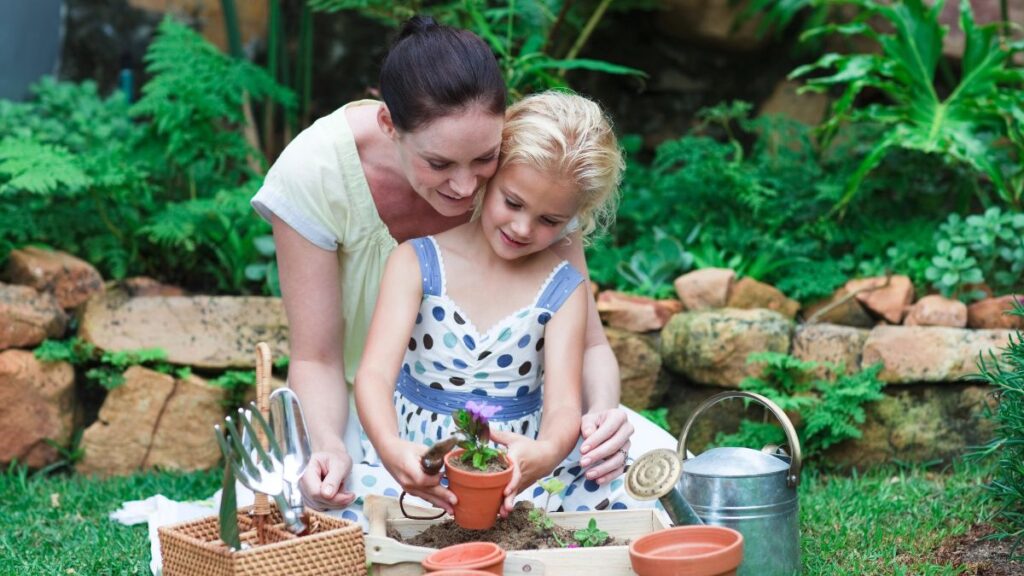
[159,505,367,576]
[158,342,367,576]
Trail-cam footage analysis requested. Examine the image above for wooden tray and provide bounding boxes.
[364,495,669,575]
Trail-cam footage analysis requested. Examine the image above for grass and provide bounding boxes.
[801,459,995,575]
[0,459,996,575]
[0,464,220,575]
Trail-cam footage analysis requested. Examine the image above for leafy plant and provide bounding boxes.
[971,300,1024,551]
[244,235,281,297]
[925,239,985,302]
[615,227,696,298]
[715,352,885,457]
[928,208,1024,299]
[452,400,505,471]
[0,19,289,295]
[573,517,609,547]
[34,338,178,390]
[307,0,647,99]
[639,407,670,432]
[792,0,1024,213]
[209,370,257,410]
[35,430,85,477]
[528,477,568,546]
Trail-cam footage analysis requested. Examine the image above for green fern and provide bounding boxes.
[0,137,90,196]
[131,17,295,191]
[716,352,885,458]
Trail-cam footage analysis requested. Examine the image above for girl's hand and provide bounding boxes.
[580,408,634,485]
[489,429,560,516]
[300,450,357,511]
[379,438,457,513]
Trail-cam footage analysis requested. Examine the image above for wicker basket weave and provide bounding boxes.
[159,505,366,576]
[157,342,367,576]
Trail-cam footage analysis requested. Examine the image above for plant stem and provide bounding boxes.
[561,0,613,75]
[220,0,244,58]
[545,0,574,54]
[263,0,281,160]
[298,2,313,127]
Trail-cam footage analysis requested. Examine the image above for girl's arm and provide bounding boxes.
[550,235,635,484]
[354,243,457,513]
[493,283,586,513]
[273,215,355,510]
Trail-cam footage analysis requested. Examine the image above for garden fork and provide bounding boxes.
[215,407,306,533]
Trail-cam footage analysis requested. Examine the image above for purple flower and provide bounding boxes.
[465,400,502,423]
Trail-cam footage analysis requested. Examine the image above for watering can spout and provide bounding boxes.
[625,448,703,526]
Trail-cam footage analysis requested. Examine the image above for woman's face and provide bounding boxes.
[479,162,579,260]
[382,104,504,218]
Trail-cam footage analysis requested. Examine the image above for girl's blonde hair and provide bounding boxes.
[479,90,623,242]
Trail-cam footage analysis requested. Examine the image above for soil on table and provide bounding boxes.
[929,524,1024,575]
[389,501,623,551]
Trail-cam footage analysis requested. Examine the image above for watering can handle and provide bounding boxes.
[677,391,802,488]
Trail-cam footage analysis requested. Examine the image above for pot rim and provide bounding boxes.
[629,525,744,563]
[444,449,512,478]
[422,541,506,570]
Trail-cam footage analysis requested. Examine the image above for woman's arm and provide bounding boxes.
[273,215,355,510]
[354,243,457,513]
[549,236,635,484]
[493,283,585,512]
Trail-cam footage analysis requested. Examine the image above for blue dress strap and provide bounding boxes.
[410,237,443,297]
[536,262,585,313]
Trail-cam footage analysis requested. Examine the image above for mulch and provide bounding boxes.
[929,524,1024,575]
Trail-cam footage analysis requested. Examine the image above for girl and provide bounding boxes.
[352,91,633,520]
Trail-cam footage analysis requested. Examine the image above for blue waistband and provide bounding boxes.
[395,370,541,421]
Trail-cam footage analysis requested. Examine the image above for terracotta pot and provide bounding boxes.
[629,525,744,576]
[444,449,514,530]
[422,542,506,575]
[425,570,498,575]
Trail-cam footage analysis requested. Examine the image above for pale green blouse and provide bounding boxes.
[252,100,397,386]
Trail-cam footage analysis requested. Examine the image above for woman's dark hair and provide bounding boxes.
[380,16,507,132]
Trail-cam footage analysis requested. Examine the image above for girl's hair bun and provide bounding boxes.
[397,15,439,42]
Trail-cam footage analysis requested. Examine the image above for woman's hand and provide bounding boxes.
[580,408,634,484]
[490,429,560,516]
[300,450,356,511]
[380,438,457,513]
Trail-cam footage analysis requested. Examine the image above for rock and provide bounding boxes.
[78,366,225,476]
[726,277,800,319]
[826,385,997,468]
[758,79,829,126]
[79,293,288,369]
[792,324,869,378]
[845,275,915,324]
[862,326,1015,384]
[606,328,664,411]
[801,287,875,328]
[904,295,967,328]
[661,308,793,388]
[657,0,768,51]
[674,268,734,311]
[597,291,683,333]
[4,247,104,309]
[968,295,1024,330]
[119,276,187,298]
[0,351,75,468]
[0,283,67,350]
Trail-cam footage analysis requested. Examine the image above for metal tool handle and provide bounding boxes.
[677,391,802,488]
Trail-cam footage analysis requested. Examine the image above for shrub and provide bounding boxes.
[972,301,1024,550]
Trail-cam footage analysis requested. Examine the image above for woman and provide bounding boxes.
[252,16,658,512]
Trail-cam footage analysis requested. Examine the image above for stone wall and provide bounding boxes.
[0,248,1016,475]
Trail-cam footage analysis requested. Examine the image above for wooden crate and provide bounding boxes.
[364,495,669,576]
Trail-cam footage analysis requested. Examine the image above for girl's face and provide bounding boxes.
[381,103,504,218]
[479,162,579,260]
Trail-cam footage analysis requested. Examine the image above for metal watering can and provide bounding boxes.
[626,391,802,576]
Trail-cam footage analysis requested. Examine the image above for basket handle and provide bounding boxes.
[252,342,273,516]
[677,391,802,488]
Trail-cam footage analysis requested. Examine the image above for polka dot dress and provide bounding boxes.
[338,237,660,528]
